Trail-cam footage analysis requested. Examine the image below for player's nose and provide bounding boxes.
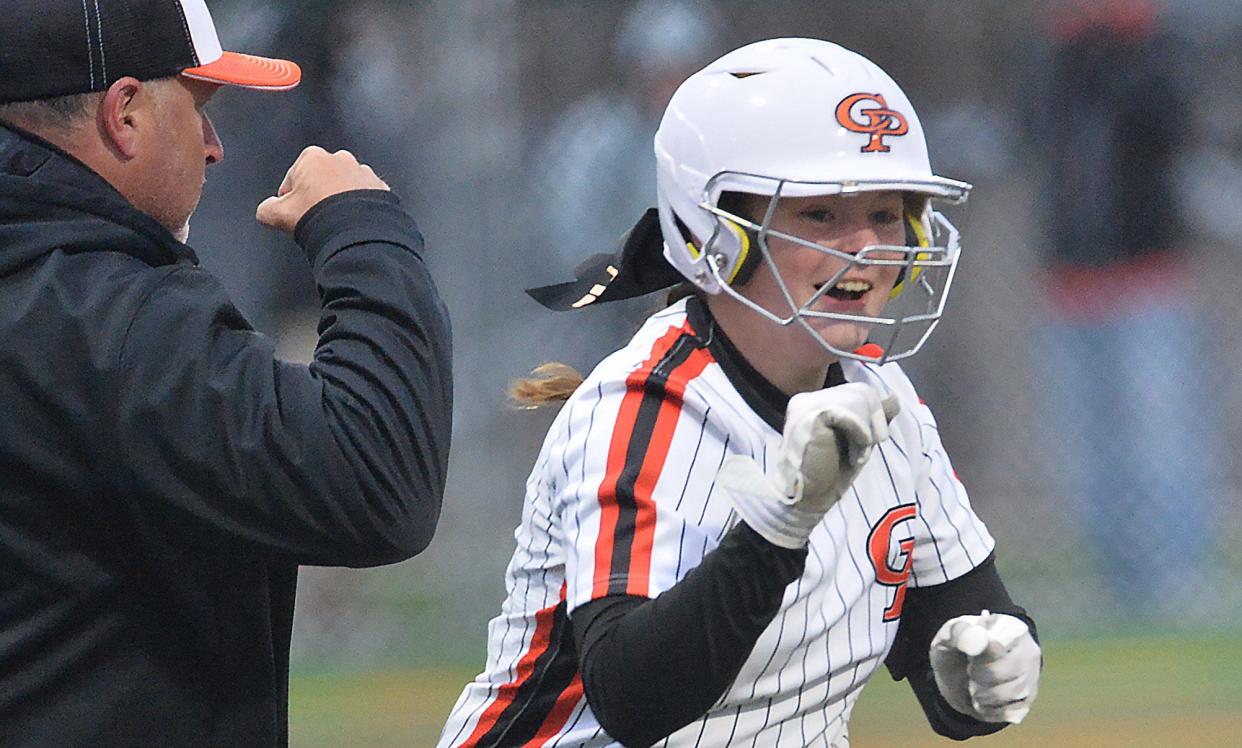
[835,223,886,255]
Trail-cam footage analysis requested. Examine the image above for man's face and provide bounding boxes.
[136,77,223,238]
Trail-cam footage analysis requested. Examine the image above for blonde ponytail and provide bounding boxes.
[508,362,586,408]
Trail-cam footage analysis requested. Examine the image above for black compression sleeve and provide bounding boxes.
[570,523,807,747]
[885,554,1039,740]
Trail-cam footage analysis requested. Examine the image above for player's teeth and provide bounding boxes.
[834,280,871,292]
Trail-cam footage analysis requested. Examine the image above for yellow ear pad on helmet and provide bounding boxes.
[889,210,932,299]
[685,218,753,285]
[722,219,752,285]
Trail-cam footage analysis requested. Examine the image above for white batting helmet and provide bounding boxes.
[653,37,972,364]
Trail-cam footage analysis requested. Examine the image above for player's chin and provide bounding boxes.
[808,318,870,352]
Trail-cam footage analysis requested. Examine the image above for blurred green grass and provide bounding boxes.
[289,633,1242,747]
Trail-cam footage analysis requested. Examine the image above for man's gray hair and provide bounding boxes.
[0,77,182,137]
[0,91,103,134]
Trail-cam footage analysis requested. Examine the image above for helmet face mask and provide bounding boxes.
[654,38,972,365]
[697,178,963,365]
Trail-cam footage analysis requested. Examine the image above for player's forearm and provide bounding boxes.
[571,523,806,747]
[905,667,1008,740]
[885,555,1038,739]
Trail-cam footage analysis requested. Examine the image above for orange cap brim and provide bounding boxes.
[180,51,301,91]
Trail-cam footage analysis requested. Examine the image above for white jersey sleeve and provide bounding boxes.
[552,318,755,614]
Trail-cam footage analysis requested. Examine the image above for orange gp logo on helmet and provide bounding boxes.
[835,93,909,153]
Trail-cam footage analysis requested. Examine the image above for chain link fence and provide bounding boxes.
[193,0,1242,671]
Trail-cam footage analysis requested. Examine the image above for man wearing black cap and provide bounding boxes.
[0,1,453,745]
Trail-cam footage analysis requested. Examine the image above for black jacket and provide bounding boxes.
[0,124,453,746]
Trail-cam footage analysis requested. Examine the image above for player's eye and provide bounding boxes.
[870,210,900,225]
[800,208,834,223]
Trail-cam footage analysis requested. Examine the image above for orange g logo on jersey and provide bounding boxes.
[835,93,909,153]
[867,504,918,621]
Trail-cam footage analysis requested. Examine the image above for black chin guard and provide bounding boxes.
[526,209,682,311]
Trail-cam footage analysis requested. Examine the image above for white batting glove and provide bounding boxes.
[716,383,900,549]
[930,611,1042,724]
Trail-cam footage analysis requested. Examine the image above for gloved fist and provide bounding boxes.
[716,382,899,549]
[779,383,900,511]
[930,611,1041,724]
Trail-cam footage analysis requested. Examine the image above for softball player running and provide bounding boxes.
[439,38,1041,747]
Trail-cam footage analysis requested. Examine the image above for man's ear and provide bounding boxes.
[97,76,146,161]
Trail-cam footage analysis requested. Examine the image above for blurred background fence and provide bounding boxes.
[192,0,1240,743]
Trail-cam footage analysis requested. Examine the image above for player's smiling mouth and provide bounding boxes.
[814,278,872,302]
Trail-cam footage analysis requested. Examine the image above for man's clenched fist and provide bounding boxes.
[257,146,389,234]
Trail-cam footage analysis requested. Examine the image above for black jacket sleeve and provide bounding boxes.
[884,554,1039,740]
[108,190,453,567]
[570,523,807,747]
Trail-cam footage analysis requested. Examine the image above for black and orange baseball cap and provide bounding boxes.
[0,0,301,105]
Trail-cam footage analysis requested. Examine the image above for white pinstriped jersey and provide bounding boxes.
[438,298,994,747]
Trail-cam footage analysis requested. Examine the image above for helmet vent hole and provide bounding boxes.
[728,71,767,79]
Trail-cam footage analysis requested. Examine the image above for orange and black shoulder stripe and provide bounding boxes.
[455,585,583,746]
[592,320,714,600]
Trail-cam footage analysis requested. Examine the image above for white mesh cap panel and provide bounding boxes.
[179,0,222,65]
